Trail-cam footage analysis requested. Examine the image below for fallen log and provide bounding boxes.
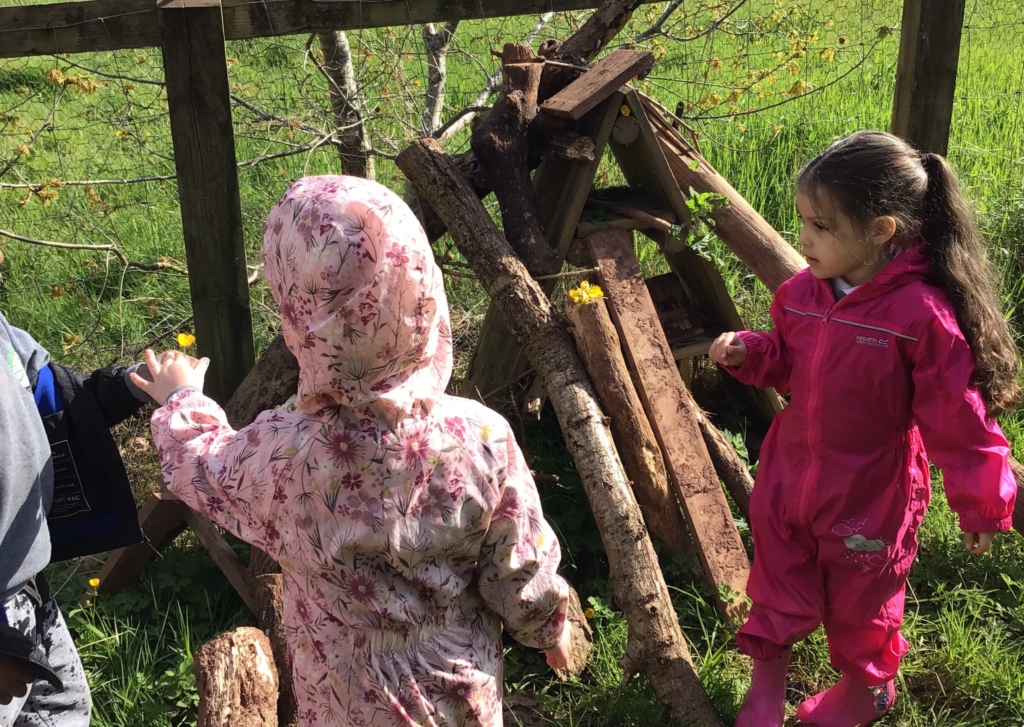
[195,627,279,727]
[397,137,725,727]
[565,294,688,551]
[589,230,749,622]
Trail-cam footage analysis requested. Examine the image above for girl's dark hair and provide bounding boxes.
[798,130,1021,415]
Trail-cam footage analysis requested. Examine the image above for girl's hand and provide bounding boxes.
[130,348,209,405]
[709,332,748,367]
[963,532,994,555]
[545,619,572,671]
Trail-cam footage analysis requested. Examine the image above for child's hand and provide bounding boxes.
[544,619,572,671]
[130,348,209,405]
[709,332,748,367]
[963,532,994,555]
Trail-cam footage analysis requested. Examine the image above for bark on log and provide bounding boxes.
[565,296,688,550]
[694,409,754,520]
[221,335,297,724]
[397,137,725,727]
[318,30,375,180]
[470,44,559,276]
[410,0,650,245]
[641,95,806,292]
[195,627,279,727]
[251,574,296,727]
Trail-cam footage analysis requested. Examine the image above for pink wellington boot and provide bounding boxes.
[735,647,792,727]
[796,674,895,726]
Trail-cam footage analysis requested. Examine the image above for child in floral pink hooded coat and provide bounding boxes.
[147,176,569,726]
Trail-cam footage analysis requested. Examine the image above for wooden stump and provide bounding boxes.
[194,627,279,727]
[565,295,688,551]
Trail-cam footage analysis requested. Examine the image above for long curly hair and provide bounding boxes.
[799,130,1021,416]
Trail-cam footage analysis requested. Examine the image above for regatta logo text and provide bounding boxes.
[856,335,888,348]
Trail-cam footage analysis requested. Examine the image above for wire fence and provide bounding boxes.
[0,0,1021,367]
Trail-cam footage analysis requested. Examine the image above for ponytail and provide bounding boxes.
[919,152,1022,415]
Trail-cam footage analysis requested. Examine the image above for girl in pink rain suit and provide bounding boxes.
[145,176,569,726]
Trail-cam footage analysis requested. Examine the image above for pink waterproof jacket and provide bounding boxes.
[730,246,1015,539]
[150,177,568,726]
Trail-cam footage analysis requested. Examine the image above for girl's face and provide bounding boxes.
[796,188,896,287]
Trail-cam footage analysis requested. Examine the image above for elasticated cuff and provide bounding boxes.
[958,514,1013,533]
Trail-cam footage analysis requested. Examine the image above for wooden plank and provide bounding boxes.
[646,272,706,352]
[541,49,654,120]
[88,492,188,601]
[464,93,623,401]
[182,507,258,613]
[160,1,254,404]
[890,0,966,155]
[588,229,749,621]
[0,0,658,60]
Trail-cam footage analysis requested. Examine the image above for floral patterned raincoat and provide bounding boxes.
[150,176,569,726]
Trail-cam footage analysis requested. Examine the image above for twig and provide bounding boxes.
[0,228,186,274]
[533,267,601,281]
[0,87,63,181]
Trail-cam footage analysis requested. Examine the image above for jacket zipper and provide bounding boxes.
[797,300,837,526]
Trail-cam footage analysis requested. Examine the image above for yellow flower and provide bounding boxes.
[620,104,630,117]
[176,332,196,348]
[568,280,605,305]
[88,578,100,588]
[584,608,595,620]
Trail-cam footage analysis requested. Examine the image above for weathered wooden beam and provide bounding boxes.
[397,137,726,727]
[160,0,254,404]
[589,229,749,622]
[0,0,657,60]
[541,49,654,120]
[640,94,807,292]
[890,0,966,156]
[565,295,689,551]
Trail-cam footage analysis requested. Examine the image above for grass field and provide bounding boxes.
[2,0,1024,724]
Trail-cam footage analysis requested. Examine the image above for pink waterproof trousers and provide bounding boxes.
[726,247,1014,685]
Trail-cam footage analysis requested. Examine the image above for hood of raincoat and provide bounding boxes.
[262,176,451,424]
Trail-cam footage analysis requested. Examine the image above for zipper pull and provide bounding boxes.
[822,303,836,324]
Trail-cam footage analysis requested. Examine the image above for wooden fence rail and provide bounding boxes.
[0,0,656,59]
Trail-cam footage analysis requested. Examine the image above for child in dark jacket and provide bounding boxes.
[0,313,155,725]
[711,131,1019,726]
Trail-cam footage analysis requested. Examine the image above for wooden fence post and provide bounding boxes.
[891,0,967,155]
[159,0,254,403]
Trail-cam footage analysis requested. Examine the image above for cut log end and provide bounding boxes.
[195,627,279,727]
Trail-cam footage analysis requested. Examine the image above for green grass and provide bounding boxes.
[3,0,1024,724]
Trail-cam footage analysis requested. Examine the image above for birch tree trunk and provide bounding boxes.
[421,22,459,136]
[318,30,374,180]
[397,137,725,727]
